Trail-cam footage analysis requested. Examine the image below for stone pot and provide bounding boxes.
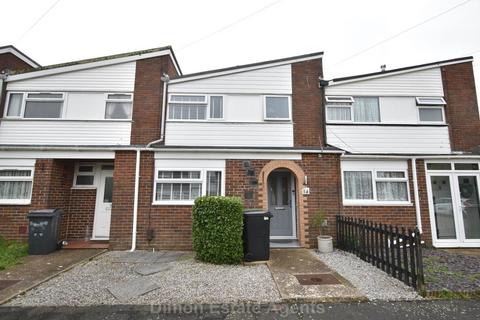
[317,235,333,253]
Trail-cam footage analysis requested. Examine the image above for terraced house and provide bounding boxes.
[0,45,479,250]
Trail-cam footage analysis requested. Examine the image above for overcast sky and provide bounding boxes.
[3,0,480,95]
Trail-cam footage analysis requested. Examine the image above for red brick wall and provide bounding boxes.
[130,56,179,145]
[109,151,193,250]
[225,160,268,209]
[291,58,324,147]
[0,52,36,117]
[442,62,480,152]
[0,159,99,242]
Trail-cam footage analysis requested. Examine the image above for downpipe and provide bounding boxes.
[129,149,141,252]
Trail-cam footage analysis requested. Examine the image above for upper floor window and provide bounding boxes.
[105,93,133,119]
[5,92,64,119]
[168,95,208,120]
[418,107,444,123]
[167,95,225,121]
[326,96,380,123]
[264,96,291,121]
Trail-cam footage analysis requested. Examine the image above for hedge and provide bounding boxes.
[192,196,244,264]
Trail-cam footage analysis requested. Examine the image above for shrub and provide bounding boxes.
[192,196,244,264]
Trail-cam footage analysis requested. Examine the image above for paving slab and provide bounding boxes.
[107,276,161,301]
[134,262,173,275]
[268,249,365,303]
[0,249,105,304]
[107,251,186,263]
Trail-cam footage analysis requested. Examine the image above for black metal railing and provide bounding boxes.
[336,215,425,291]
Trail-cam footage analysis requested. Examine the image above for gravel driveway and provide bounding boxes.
[7,251,280,306]
[317,250,422,301]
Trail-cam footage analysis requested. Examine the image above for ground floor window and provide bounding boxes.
[342,160,410,205]
[0,167,34,204]
[153,159,225,205]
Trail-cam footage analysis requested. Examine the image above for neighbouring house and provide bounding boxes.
[0,45,479,250]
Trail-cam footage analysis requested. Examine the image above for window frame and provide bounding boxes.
[73,162,97,188]
[341,167,411,206]
[208,95,225,121]
[104,93,134,120]
[326,104,354,123]
[4,91,66,119]
[0,166,35,205]
[325,96,354,104]
[263,95,292,121]
[415,97,446,106]
[417,106,445,124]
[153,167,225,205]
[167,94,209,122]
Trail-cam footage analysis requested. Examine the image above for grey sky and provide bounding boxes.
[3,0,480,96]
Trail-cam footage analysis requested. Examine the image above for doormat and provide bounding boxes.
[295,273,341,285]
[0,280,20,291]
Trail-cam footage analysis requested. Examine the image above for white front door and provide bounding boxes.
[428,173,480,247]
[92,168,114,240]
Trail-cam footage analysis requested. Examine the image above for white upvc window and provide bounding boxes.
[4,92,65,119]
[153,168,224,205]
[342,161,410,205]
[73,163,97,188]
[416,97,446,106]
[264,95,291,121]
[209,96,224,120]
[418,106,445,123]
[168,95,208,121]
[326,96,380,123]
[0,167,34,205]
[105,93,133,119]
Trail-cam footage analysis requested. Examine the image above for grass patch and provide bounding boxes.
[0,237,28,270]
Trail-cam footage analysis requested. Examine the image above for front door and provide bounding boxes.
[268,171,296,239]
[428,173,480,247]
[92,168,114,240]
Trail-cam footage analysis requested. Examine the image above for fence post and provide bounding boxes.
[408,228,417,289]
[414,227,425,293]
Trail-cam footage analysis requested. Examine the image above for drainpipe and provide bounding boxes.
[411,157,423,233]
[129,149,141,251]
[146,74,170,148]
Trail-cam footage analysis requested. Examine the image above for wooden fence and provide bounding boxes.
[336,215,425,291]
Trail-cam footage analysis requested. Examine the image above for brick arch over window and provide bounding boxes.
[258,160,308,247]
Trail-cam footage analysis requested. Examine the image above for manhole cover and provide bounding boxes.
[0,280,21,291]
[295,274,341,285]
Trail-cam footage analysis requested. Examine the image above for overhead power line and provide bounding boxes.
[332,0,473,66]
[16,0,62,43]
[178,0,282,51]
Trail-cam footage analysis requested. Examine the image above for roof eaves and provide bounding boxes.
[328,56,473,86]
[0,45,41,68]
[170,51,324,83]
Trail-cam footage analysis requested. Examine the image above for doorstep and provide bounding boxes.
[62,240,109,250]
[267,249,365,303]
[0,249,106,305]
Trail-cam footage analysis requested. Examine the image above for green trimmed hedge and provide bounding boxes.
[192,196,244,264]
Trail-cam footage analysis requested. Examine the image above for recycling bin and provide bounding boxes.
[27,209,63,255]
[243,211,273,262]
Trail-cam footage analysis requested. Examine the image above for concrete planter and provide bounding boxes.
[317,235,333,253]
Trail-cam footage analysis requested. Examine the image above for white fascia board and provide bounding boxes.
[153,147,342,154]
[6,49,175,82]
[0,150,115,159]
[328,58,473,86]
[169,54,324,84]
[342,154,480,159]
[0,47,40,68]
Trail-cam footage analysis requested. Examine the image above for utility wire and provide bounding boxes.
[178,0,282,51]
[332,0,473,66]
[16,0,62,42]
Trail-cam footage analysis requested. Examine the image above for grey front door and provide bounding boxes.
[268,171,295,238]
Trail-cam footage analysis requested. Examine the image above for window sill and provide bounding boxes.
[71,186,97,190]
[1,118,133,123]
[0,201,31,206]
[343,201,413,207]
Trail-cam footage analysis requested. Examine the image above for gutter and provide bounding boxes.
[341,154,480,159]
